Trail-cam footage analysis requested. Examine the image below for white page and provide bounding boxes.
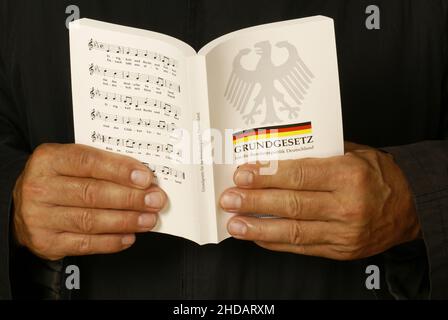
[69,19,214,244]
[199,16,344,241]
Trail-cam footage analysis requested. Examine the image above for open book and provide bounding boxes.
[69,16,343,245]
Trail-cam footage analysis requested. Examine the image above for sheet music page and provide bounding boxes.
[200,16,344,241]
[69,19,213,244]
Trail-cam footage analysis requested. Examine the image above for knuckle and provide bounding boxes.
[349,201,372,226]
[339,230,363,247]
[335,202,353,221]
[31,144,54,162]
[246,191,259,212]
[80,180,97,206]
[345,200,369,220]
[340,243,365,260]
[345,249,363,260]
[333,200,347,218]
[76,235,92,254]
[78,149,97,172]
[29,144,61,170]
[24,230,61,260]
[29,232,50,254]
[124,190,140,209]
[286,192,302,218]
[289,222,304,245]
[351,160,371,186]
[76,209,95,233]
[22,205,41,227]
[363,149,381,163]
[21,178,46,199]
[288,163,306,189]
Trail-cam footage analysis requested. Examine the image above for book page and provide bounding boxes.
[69,19,211,244]
[200,16,344,241]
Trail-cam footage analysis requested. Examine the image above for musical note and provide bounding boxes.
[89,87,181,119]
[164,144,174,153]
[90,109,177,132]
[88,64,181,93]
[91,132,182,156]
[142,163,186,180]
[87,39,178,68]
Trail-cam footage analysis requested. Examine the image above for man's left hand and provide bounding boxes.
[219,142,421,260]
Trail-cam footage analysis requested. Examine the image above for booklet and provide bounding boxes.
[69,16,343,244]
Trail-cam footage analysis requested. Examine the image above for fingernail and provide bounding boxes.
[131,170,151,187]
[235,170,254,186]
[220,192,242,210]
[122,234,135,246]
[228,220,247,236]
[145,192,163,209]
[138,214,157,229]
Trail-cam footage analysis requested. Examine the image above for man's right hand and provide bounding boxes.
[12,143,167,261]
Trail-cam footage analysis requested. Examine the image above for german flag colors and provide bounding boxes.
[233,122,312,145]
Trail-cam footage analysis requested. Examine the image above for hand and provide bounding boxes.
[220,142,421,260]
[13,143,167,261]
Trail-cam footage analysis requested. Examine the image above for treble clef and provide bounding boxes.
[89,63,94,75]
[90,87,95,99]
[91,109,96,120]
[88,39,93,50]
[91,131,97,143]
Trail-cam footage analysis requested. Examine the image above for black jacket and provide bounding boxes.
[0,0,447,299]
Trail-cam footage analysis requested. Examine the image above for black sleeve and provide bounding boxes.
[383,38,448,299]
[384,141,448,299]
[0,3,31,299]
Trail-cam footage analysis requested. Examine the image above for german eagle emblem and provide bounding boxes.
[225,41,314,125]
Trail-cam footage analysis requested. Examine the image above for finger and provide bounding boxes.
[254,241,344,260]
[220,188,340,220]
[52,233,136,257]
[51,144,154,189]
[41,176,167,211]
[227,216,339,245]
[234,158,344,191]
[36,206,158,234]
